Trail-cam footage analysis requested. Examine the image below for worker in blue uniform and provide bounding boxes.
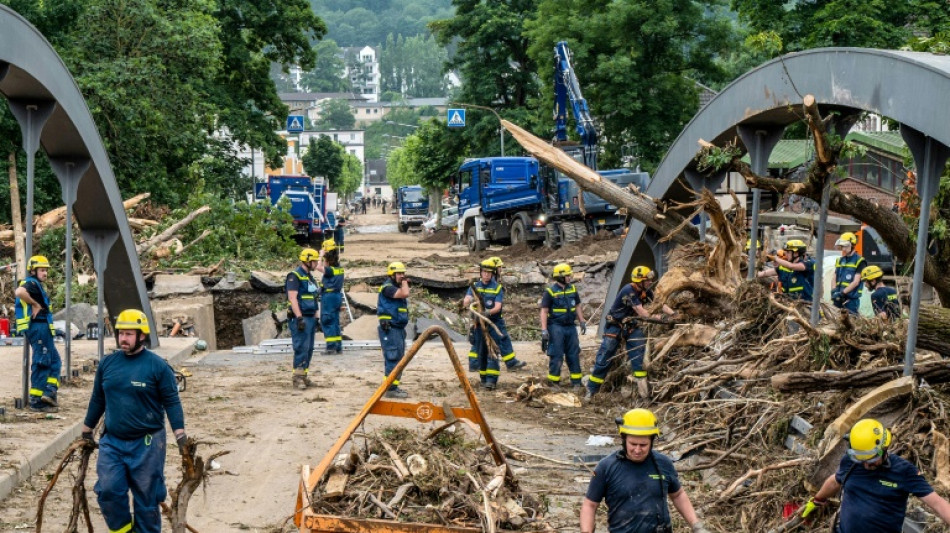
[832,232,867,314]
[465,257,526,374]
[315,239,344,354]
[378,262,411,398]
[756,239,817,301]
[587,266,674,401]
[801,418,950,532]
[334,215,346,254]
[81,309,188,533]
[286,248,320,389]
[581,409,709,533]
[14,255,61,412]
[540,263,587,390]
[862,265,901,321]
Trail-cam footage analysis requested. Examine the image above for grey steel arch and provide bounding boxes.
[606,48,950,329]
[1,5,156,345]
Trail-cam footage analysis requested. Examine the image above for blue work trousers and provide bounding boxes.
[27,322,61,406]
[95,429,167,533]
[547,323,582,385]
[587,323,646,394]
[320,293,343,352]
[472,326,501,385]
[379,325,407,390]
[468,317,522,371]
[291,315,318,370]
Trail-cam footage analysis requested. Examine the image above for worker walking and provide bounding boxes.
[800,418,950,532]
[832,232,867,314]
[287,248,320,389]
[465,257,527,374]
[334,215,346,254]
[580,409,709,533]
[14,255,61,412]
[378,262,411,398]
[756,240,817,300]
[81,310,189,533]
[587,266,674,400]
[315,239,344,354]
[540,263,587,390]
[862,265,902,321]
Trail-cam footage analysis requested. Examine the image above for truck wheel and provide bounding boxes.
[544,224,560,249]
[563,221,588,243]
[467,226,486,252]
[510,218,527,246]
[398,222,407,233]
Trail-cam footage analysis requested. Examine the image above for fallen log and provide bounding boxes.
[771,361,950,393]
[0,192,150,243]
[137,205,211,255]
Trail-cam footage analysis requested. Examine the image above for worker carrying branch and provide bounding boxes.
[801,418,950,532]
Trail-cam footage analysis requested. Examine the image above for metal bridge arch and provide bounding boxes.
[0,5,156,345]
[608,48,950,334]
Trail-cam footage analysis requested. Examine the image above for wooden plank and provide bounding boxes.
[323,454,351,501]
[302,514,480,533]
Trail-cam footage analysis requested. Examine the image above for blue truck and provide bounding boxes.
[397,185,429,232]
[262,175,337,245]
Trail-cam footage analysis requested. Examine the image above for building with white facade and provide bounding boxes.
[343,46,381,103]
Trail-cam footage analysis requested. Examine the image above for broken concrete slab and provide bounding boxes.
[212,276,252,292]
[346,291,377,312]
[413,318,467,342]
[151,294,217,351]
[242,309,278,346]
[54,303,99,333]
[342,315,381,341]
[250,270,285,293]
[151,274,206,298]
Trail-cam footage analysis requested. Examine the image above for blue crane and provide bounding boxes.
[553,40,598,169]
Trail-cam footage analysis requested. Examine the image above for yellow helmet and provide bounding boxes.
[836,232,858,247]
[616,408,660,436]
[27,255,50,271]
[784,239,807,253]
[488,256,504,269]
[299,248,319,262]
[321,239,337,252]
[115,309,151,335]
[847,418,891,462]
[862,265,884,281]
[630,266,655,283]
[552,263,573,278]
[479,258,498,272]
[387,262,407,276]
[744,239,762,251]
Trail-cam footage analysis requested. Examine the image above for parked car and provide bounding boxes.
[422,206,459,234]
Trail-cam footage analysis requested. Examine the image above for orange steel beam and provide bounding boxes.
[303,515,479,533]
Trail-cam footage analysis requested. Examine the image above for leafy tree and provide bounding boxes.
[339,153,364,196]
[385,143,417,190]
[384,118,465,201]
[310,0,455,47]
[364,106,423,159]
[302,135,345,189]
[315,99,357,130]
[380,33,449,97]
[300,39,351,92]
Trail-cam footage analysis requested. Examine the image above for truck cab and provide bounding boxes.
[397,185,429,232]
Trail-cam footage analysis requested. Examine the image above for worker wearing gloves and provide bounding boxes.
[378,262,411,398]
[465,257,526,373]
[756,240,816,300]
[862,265,902,321]
[315,239,344,354]
[81,310,188,533]
[801,418,950,532]
[581,409,709,533]
[832,232,867,314]
[587,266,674,400]
[539,263,587,390]
[286,248,320,389]
[14,255,61,412]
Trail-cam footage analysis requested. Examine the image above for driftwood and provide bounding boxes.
[0,192,150,243]
[36,439,96,533]
[771,362,950,393]
[8,152,25,278]
[163,437,230,533]
[137,205,211,255]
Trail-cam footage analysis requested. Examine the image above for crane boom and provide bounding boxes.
[553,40,598,169]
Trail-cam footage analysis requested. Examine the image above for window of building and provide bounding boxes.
[350,149,356,155]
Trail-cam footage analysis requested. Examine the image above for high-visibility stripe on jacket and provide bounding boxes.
[289,267,319,316]
[377,280,409,328]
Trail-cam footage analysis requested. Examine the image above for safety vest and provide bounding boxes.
[377,279,409,328]
[321,266,345,293]
[777,259,815,300]
[835,253,867,298]
[472,278,503,320]
[289,267,319,316]
[607,283,652,323]
[546,283,578,326]
[14,276,54,334]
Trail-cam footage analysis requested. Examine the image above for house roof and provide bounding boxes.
[845,130,905,157]
[740,139,813,169]
[279,91,365,102]
[834,176,896,201]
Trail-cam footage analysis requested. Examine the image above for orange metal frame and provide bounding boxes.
[294,326,510,532]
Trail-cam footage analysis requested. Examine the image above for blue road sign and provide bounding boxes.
[254,182,268,199]
[286,115,305,133]
[447,108,466,128]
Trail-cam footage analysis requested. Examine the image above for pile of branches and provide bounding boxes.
[310,426,545,530]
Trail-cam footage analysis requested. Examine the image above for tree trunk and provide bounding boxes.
[501,120,700,246]
[771,360,950,393]
[918,306,950,355]
[8,152,25,279]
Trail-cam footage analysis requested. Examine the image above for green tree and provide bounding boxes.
[384,119,465,205]
[339,152,364,196]
[315,99,357,130]
[302,135,345,189]
[380,33,449,97]
[301,39,350,92]
[385,143,417,190]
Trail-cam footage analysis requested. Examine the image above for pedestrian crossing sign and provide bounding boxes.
[286,115,305,133]
[447,108,466,128]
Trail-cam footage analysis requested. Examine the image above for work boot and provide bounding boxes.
[30,404,59,414]
[303,374,314,388]
[384,388,409,399]
[482,382,497,391]
[508,360,527,370]
[635,377,650,399]
[292,369,307,390]
[584,389,594,401]
[571,384,584,395]
[40,393,58,407]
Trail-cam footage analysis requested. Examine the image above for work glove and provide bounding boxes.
[579,322,587,335]
[800,497,826,519]
[296,318,306,332]
[541,329,550,352]
[691,521,711,533]
[831,288,844,304]
[81,430,97,449]
[176,433,191,458]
